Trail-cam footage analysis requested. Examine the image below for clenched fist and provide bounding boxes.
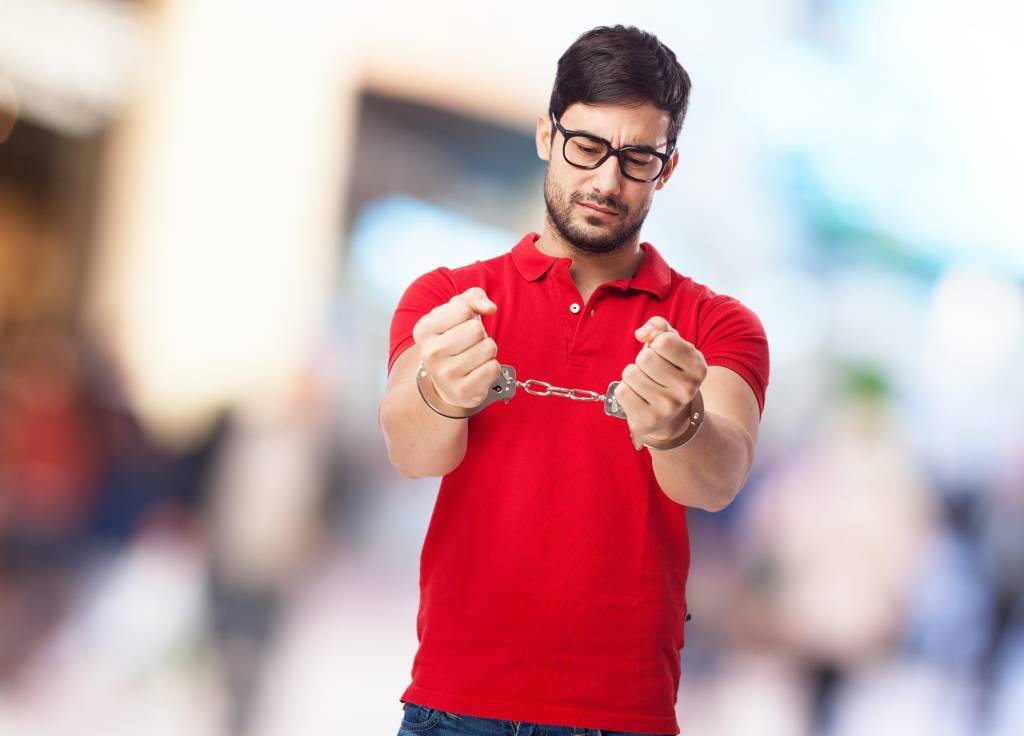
[412,287,502,409]
[613,316,707,441]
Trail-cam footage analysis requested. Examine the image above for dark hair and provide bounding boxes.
[549,25,691,146]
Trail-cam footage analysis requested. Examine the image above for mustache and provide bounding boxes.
[570,191,627,216]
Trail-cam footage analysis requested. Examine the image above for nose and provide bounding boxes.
[589,154,624,198]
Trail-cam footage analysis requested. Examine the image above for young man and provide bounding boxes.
[379,25,769,736]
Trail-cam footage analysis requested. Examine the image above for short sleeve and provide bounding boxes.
[387,267,459,375]
[696,295,770,417]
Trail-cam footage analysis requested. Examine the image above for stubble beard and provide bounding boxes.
[543,171,652,255]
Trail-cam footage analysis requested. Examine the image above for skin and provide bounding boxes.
[378,287,497,479]
[534,101,675,303]
[379,101,761,511]
[533,101,761,510]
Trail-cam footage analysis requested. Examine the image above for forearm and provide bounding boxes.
[648,411,755,511]
[378,376,469,479]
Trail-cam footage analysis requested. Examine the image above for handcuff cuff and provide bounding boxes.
[415,359,704,451]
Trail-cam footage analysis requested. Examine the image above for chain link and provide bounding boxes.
[517,379,605,403]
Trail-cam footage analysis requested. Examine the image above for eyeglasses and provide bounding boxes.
[549,112,675,184]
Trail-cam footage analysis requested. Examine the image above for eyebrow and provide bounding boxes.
[570,125,669,153]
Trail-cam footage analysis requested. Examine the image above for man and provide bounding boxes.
[379,25,769,736]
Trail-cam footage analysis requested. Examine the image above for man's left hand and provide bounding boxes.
[613,316,708,442]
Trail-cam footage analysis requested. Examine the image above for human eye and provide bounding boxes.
[573,140,602,155]
[566,138,606,166]
[624,147,656,164]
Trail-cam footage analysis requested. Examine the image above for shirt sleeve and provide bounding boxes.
[696,295,770,417]
[387,267,459,375]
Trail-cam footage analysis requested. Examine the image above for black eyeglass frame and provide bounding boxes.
[549,111,676,184]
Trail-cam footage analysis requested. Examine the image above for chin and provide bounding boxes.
[579,215,608,228]
[569,234,626,255]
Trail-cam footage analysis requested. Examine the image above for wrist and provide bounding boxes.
[424,375,463,413]
[644,399,694,442]
[636,391,705,451]
[415,361,473,419]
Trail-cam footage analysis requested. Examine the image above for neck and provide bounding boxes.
[535,220,644,299]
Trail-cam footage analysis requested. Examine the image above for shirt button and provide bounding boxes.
[569,303,581,314]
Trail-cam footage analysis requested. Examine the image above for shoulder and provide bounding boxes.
[697,290,764,330]
[659,268,770,415]
[662,265,762,327]
[409,249,515,291]
[398,252,511,304]
[662,269,754,321]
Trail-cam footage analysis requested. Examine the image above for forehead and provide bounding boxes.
[559,101,671,148]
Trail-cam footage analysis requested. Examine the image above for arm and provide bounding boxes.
[646,366,759,510]
[378,288,500,479]
[378,344,470,479]
[613,317,763,511]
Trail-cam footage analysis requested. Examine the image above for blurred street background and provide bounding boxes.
[1,1,1022,734]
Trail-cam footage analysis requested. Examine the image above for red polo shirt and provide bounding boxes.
[387,233,769,734]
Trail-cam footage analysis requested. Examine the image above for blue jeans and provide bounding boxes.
[397,701,673,736]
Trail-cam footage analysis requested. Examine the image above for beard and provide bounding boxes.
[543,171,652,255]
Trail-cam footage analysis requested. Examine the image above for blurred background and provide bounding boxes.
[1,1,1022,734]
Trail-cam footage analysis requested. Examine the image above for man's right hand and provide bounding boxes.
[412,287,501,410]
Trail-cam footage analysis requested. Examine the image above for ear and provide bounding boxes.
[654,149,680,191]
[535,114,553,161]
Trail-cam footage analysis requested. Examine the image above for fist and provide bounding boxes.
[412,287,502,408]
[613,316,707,440]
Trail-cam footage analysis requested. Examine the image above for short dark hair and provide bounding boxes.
[548,25,691,146]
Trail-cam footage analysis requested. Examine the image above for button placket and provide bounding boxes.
[565,285,609,365]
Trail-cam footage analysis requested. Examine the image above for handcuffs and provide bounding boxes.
[415,359,704,451]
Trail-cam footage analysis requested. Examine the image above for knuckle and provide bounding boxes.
[413,315,432,342]
[454,302,474,322]
[419,341,439,363]
[447,294,464,310]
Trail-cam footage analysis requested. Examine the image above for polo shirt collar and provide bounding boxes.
[511,232,672,300]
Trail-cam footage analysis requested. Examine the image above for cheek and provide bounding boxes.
[627,189,654,216]
[555,160,584,185]
[548,169,586,201]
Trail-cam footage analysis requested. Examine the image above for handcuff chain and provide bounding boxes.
[517,379,605,403]
[415,360,703,450]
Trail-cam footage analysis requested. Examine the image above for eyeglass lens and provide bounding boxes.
[564,136,663,181]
